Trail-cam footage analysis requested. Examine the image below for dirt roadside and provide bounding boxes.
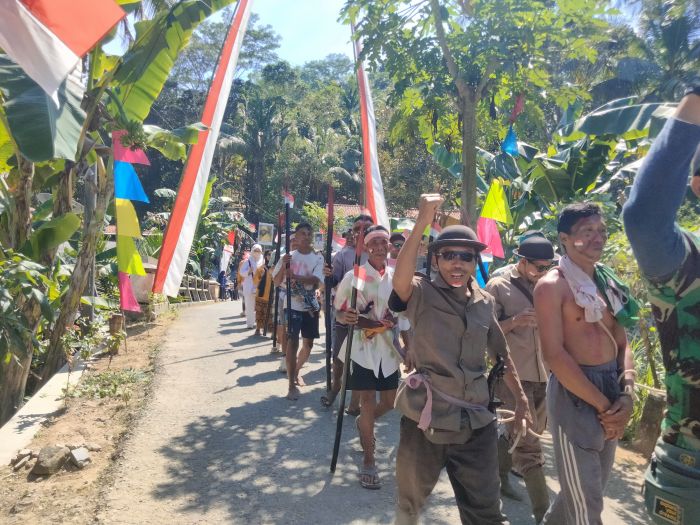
[0,310,177,525]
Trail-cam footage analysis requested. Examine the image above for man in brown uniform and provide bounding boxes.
[391,194,532,525]
[485,233,556,522]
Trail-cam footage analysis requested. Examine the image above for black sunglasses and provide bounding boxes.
[526,260,555,272]
[438,251,476,262]
[392,242,404,248]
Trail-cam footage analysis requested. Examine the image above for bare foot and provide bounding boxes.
[286,387,300,400]
[295,375,306,387]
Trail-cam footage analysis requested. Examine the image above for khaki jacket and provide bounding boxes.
[485,266,548,383]
[394,273,509,432]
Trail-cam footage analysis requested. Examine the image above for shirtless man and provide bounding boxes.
[534,203,635,524]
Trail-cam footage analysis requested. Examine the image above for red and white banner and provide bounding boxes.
[153,0,253,297]
[352,25,389,230]
[0,0,125,97]
[282,189,295,208]
[332,232,346,252]
[220,244,234,272]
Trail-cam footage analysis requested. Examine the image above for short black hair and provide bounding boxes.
[557,202,602,234]
[295,222,312,233]
[354,214,374,224]
[390,232,405,243]
[365,225,389,235]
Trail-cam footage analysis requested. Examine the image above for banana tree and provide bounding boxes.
[0,0,237,424]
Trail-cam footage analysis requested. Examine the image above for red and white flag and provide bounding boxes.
[282,189,295,208]
[352,265,367,292]
[352,24,389,230]
[332,232,346,252]
[0,0,125,97]
[153,0,253,297]
[220,244,234,272]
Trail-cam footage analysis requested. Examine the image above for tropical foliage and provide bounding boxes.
[0,0,698,437]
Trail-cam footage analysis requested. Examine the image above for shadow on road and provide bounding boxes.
[146,307,650,525]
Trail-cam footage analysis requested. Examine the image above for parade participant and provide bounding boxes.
[490,231,550,280]
[237,251,249,317]
[239,248,262,328]
[320,215,373,411]
[623,91,700,521]
[485,234,556,522]
[390,194,531,525]
[389,232,405,263]
[273,223,324,400]
[334,225,404,489]
[253,250,273,337]
[217,270,227,302]
[534,203,635,525]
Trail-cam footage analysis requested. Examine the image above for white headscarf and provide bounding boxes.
[251,244,263,266]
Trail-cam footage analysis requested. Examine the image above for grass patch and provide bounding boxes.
[64,368,148,402]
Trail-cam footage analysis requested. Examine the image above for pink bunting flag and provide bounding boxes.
[477,217,505,259]
[509,93,525,123]
[112,130,150,165]
[118,271,141,312]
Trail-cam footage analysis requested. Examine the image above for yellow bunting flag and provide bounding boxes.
[115,198,141,238]
[117,235,146,276]
[480,179,513,225]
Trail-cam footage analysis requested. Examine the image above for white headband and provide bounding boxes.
[364,230,390,245]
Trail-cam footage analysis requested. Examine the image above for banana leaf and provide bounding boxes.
[111,0,236,122]
[22,212,81,261]
[0,55,85,162]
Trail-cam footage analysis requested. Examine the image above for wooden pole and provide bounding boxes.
[330,229,364,473]
[264,213,283,338]
[324,186,334,392]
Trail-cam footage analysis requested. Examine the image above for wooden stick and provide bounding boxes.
[330,229,364,473]
[324,185,334,392]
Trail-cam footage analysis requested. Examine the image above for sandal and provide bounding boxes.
[320,393,335,408]
[359,465,381,490]
[345,407,361,417]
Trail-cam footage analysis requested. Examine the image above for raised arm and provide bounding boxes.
[534,276,611,413]
[623,94,700,279]
[393,194,443,301]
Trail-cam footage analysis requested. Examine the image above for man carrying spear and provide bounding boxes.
[273,223,324,400]
[321,214,373,411]
[390,194,531,524]
[334,224,406,489]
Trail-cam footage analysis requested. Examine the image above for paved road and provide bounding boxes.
[97,301,650,524]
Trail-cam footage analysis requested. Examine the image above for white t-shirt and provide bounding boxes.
[273,249,324,312]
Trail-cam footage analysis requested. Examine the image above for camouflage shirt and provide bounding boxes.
[646,230,700,451]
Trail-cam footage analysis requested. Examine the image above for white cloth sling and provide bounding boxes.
[557,255,617,348]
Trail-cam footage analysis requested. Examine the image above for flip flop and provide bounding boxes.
[359,465,381,490]
[345,407,360,417]
[320,394,334,408]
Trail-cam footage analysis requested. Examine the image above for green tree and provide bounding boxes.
[0,0,235,424]
[344,0,611,223]
[170,12,281,91]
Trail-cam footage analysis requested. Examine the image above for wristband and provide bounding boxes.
[683,85,700,99]
[619,384,637,403]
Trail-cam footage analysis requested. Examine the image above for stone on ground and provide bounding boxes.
[31,445,70,475]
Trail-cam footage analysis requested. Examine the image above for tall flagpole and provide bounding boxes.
[324,185,335,392]
[153,0,253,296]
[330,228,365,473]
[351,22,389,229]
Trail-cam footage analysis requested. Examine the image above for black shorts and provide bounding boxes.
[349,362,399,391]
[332,323,349,359]
[287,310,319,340]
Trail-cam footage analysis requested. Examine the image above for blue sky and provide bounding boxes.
[251,0,353,65]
